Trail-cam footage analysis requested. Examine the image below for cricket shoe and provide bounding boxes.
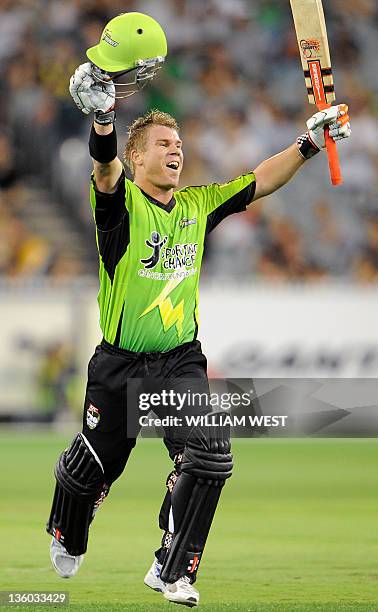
[144,557,167,593]
[164,575,199,607]
[50,538,84,578]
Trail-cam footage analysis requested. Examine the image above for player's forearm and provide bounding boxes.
[252,143,305,201]
[90,123,123,193]
[92,157,123,193]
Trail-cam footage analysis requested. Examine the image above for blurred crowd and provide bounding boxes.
[0,0,377,283]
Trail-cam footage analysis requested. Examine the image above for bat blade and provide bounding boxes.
[290,0,342,185]
[290,0,335,106]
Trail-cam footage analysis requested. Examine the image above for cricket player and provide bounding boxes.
[46,13,351,608]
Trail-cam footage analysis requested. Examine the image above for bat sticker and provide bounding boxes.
[300,39,321,58]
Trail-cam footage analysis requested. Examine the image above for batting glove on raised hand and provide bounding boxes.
[307,103,351,150]
[69,62,115,120]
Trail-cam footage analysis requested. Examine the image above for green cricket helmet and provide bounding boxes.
[86,12,167,97]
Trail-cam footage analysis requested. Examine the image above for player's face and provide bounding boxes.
[138,125,184,189]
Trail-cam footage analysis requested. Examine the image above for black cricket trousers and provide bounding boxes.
[81,338,209,486]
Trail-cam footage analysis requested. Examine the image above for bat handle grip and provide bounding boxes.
[318,101,343,186]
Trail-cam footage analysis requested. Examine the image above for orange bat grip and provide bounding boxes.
[318,102,343,186]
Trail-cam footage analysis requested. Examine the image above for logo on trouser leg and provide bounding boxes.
[187,552,202,574]
[53,527,65,543]
[86,403,101,430]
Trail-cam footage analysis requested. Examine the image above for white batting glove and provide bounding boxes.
[307,103,351,150]
[69,62,115,115]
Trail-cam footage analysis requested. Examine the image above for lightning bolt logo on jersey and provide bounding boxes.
[90,171,256,352]
[140,268,186,338]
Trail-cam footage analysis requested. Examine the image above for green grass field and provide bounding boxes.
[0,433,377,611]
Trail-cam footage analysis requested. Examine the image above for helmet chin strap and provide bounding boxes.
[92,56,165,99]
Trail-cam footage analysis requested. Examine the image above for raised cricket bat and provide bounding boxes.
[290,0,342,185]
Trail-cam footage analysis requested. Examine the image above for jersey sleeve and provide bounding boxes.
[183,173,256,235]
[89,170,132,282]
[89,170,131,231]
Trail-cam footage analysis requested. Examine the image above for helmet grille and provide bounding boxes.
[92,56,165,98]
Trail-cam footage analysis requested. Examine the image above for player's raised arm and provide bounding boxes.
[251,103,351,203]
[69,62,123,193]
[90,122,123,195]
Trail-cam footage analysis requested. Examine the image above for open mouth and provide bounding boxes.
[166,161,179,170]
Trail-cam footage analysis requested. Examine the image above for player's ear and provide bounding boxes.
[131,148,143,168]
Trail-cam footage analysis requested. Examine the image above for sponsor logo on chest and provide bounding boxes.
[140,231,198,270]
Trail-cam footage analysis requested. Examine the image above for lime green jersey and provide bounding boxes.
[90,171,255,352]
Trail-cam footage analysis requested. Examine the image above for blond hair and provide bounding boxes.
[124,110,180,175]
